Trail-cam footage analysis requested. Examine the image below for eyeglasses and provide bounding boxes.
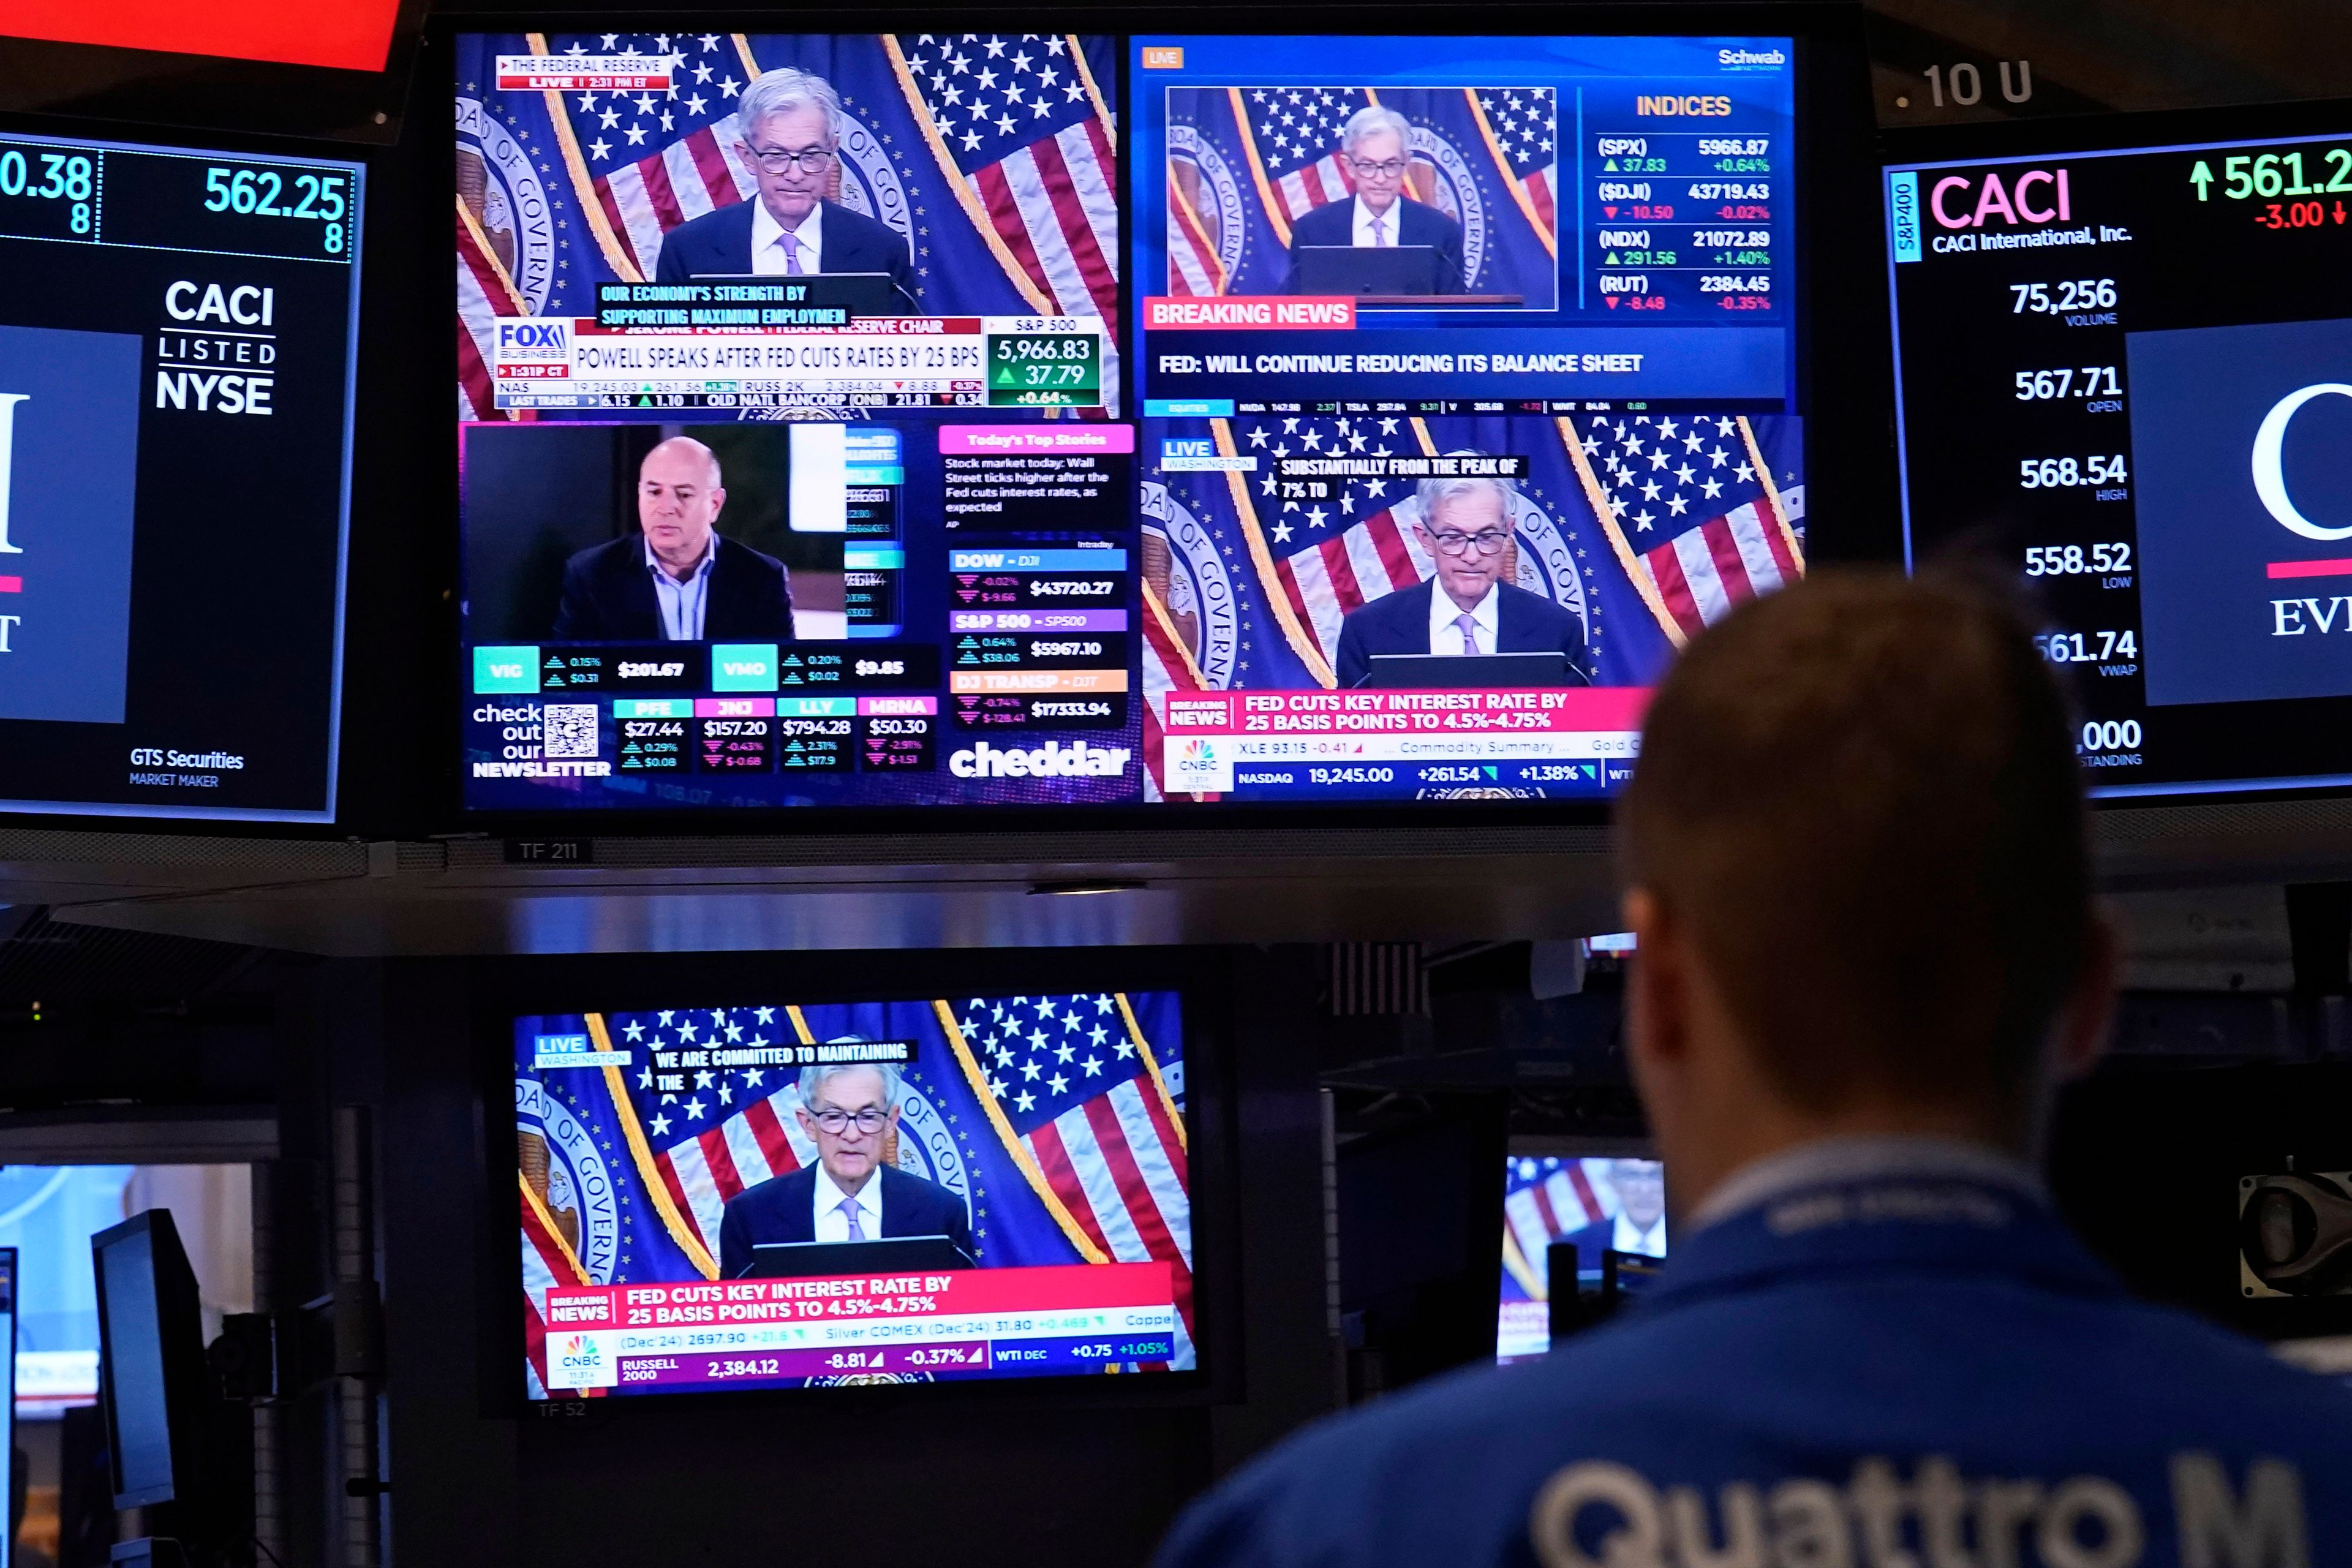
[1348,158,1408,178]
[808,1107,888,1134]
[744,144,835,174]
[1428,530,1510,557]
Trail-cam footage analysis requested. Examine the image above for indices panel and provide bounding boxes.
[0,131,363,821]
[1887,131,2352,798]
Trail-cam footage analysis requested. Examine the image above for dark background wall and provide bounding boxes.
[351,944,1336,1568]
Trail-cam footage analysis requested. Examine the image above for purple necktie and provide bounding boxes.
[1371,213,1389,248]
[1453,612,1479,655]
[840,1195,865,1241]
[780,229,805,275]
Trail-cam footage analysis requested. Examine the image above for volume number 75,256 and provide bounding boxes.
[202,167,348,255]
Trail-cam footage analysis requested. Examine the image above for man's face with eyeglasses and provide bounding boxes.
[1347,127,1406,217]
[797,1066,899,1192]
[741,104,834,226]
[1414,487,1511,611]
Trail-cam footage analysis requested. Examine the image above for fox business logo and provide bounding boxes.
[496,318,571,361]
[948,739,1133,779]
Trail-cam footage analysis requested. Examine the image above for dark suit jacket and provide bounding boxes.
[1333,579,1589,689]
[1283,195,1466,295]
[718,1164,974,1280]
[551,533,794,643]
[653,197,917,307]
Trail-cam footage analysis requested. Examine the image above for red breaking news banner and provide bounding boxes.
[0,0,402,72]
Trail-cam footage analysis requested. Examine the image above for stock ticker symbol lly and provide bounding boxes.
[2253,382,2352,543]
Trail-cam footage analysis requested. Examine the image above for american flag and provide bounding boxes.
[614,1005,821,1275]
[458,203,530,424]
[1471,88,1558,247]
[1235,85,1371,231]
[1564,413,1803,643]
[944,993,1194,1365]
[1140,573,1212,801]
[1165,153,1225,298]
[889,33,1120,326]
[541,31,759,283]
[1503,1157,1607,1292]
[521,1177,595,1398]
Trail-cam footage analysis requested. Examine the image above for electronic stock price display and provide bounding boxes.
[0,130,362,821]
[1887,131,2352,798]
[458,29,1804,815]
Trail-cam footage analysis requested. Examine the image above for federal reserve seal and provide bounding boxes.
[1167,121,1248,291]
[457,97,559,312]
[1407,126,1490,289]
[1142,480,1240,689]
[518,1077,621,1282]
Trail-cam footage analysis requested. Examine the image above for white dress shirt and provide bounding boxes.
[644,533,717,641]
[1611,1209,1667,1259]
[1352,194,1404,248]
[1427,582,1501,656]
[751,198,824,275]
[812,1164,883,1243]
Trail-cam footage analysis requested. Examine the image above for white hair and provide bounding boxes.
[1342,105,1414,156]
[797,1058,902,1108]
[1415,472,1518,525]
[739,67,845,143]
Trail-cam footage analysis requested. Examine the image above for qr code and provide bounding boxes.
[543,704,600,759]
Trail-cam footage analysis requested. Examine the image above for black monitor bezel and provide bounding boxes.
[433,2,1887,841]
[475,944,1242,1415]
[1877,92,2352,809]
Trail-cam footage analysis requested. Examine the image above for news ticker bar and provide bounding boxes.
[541,1262,1179,1390]
[491,316,1105,411]
[1144,398,1783,418]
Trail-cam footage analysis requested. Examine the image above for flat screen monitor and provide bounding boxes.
[0,1246,14,1568]
[0,129,363,821]
[516,990,1193,1396]
[1498,1152,1665,1363]
[91,1210,205,1509]
[454,27,1806,816]
[1885,125,2352,799]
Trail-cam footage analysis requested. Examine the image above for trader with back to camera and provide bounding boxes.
[1333,474,1589,688]
[654,67,918,309]
[552,435,796,643]
[1158,568,2352,1568]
